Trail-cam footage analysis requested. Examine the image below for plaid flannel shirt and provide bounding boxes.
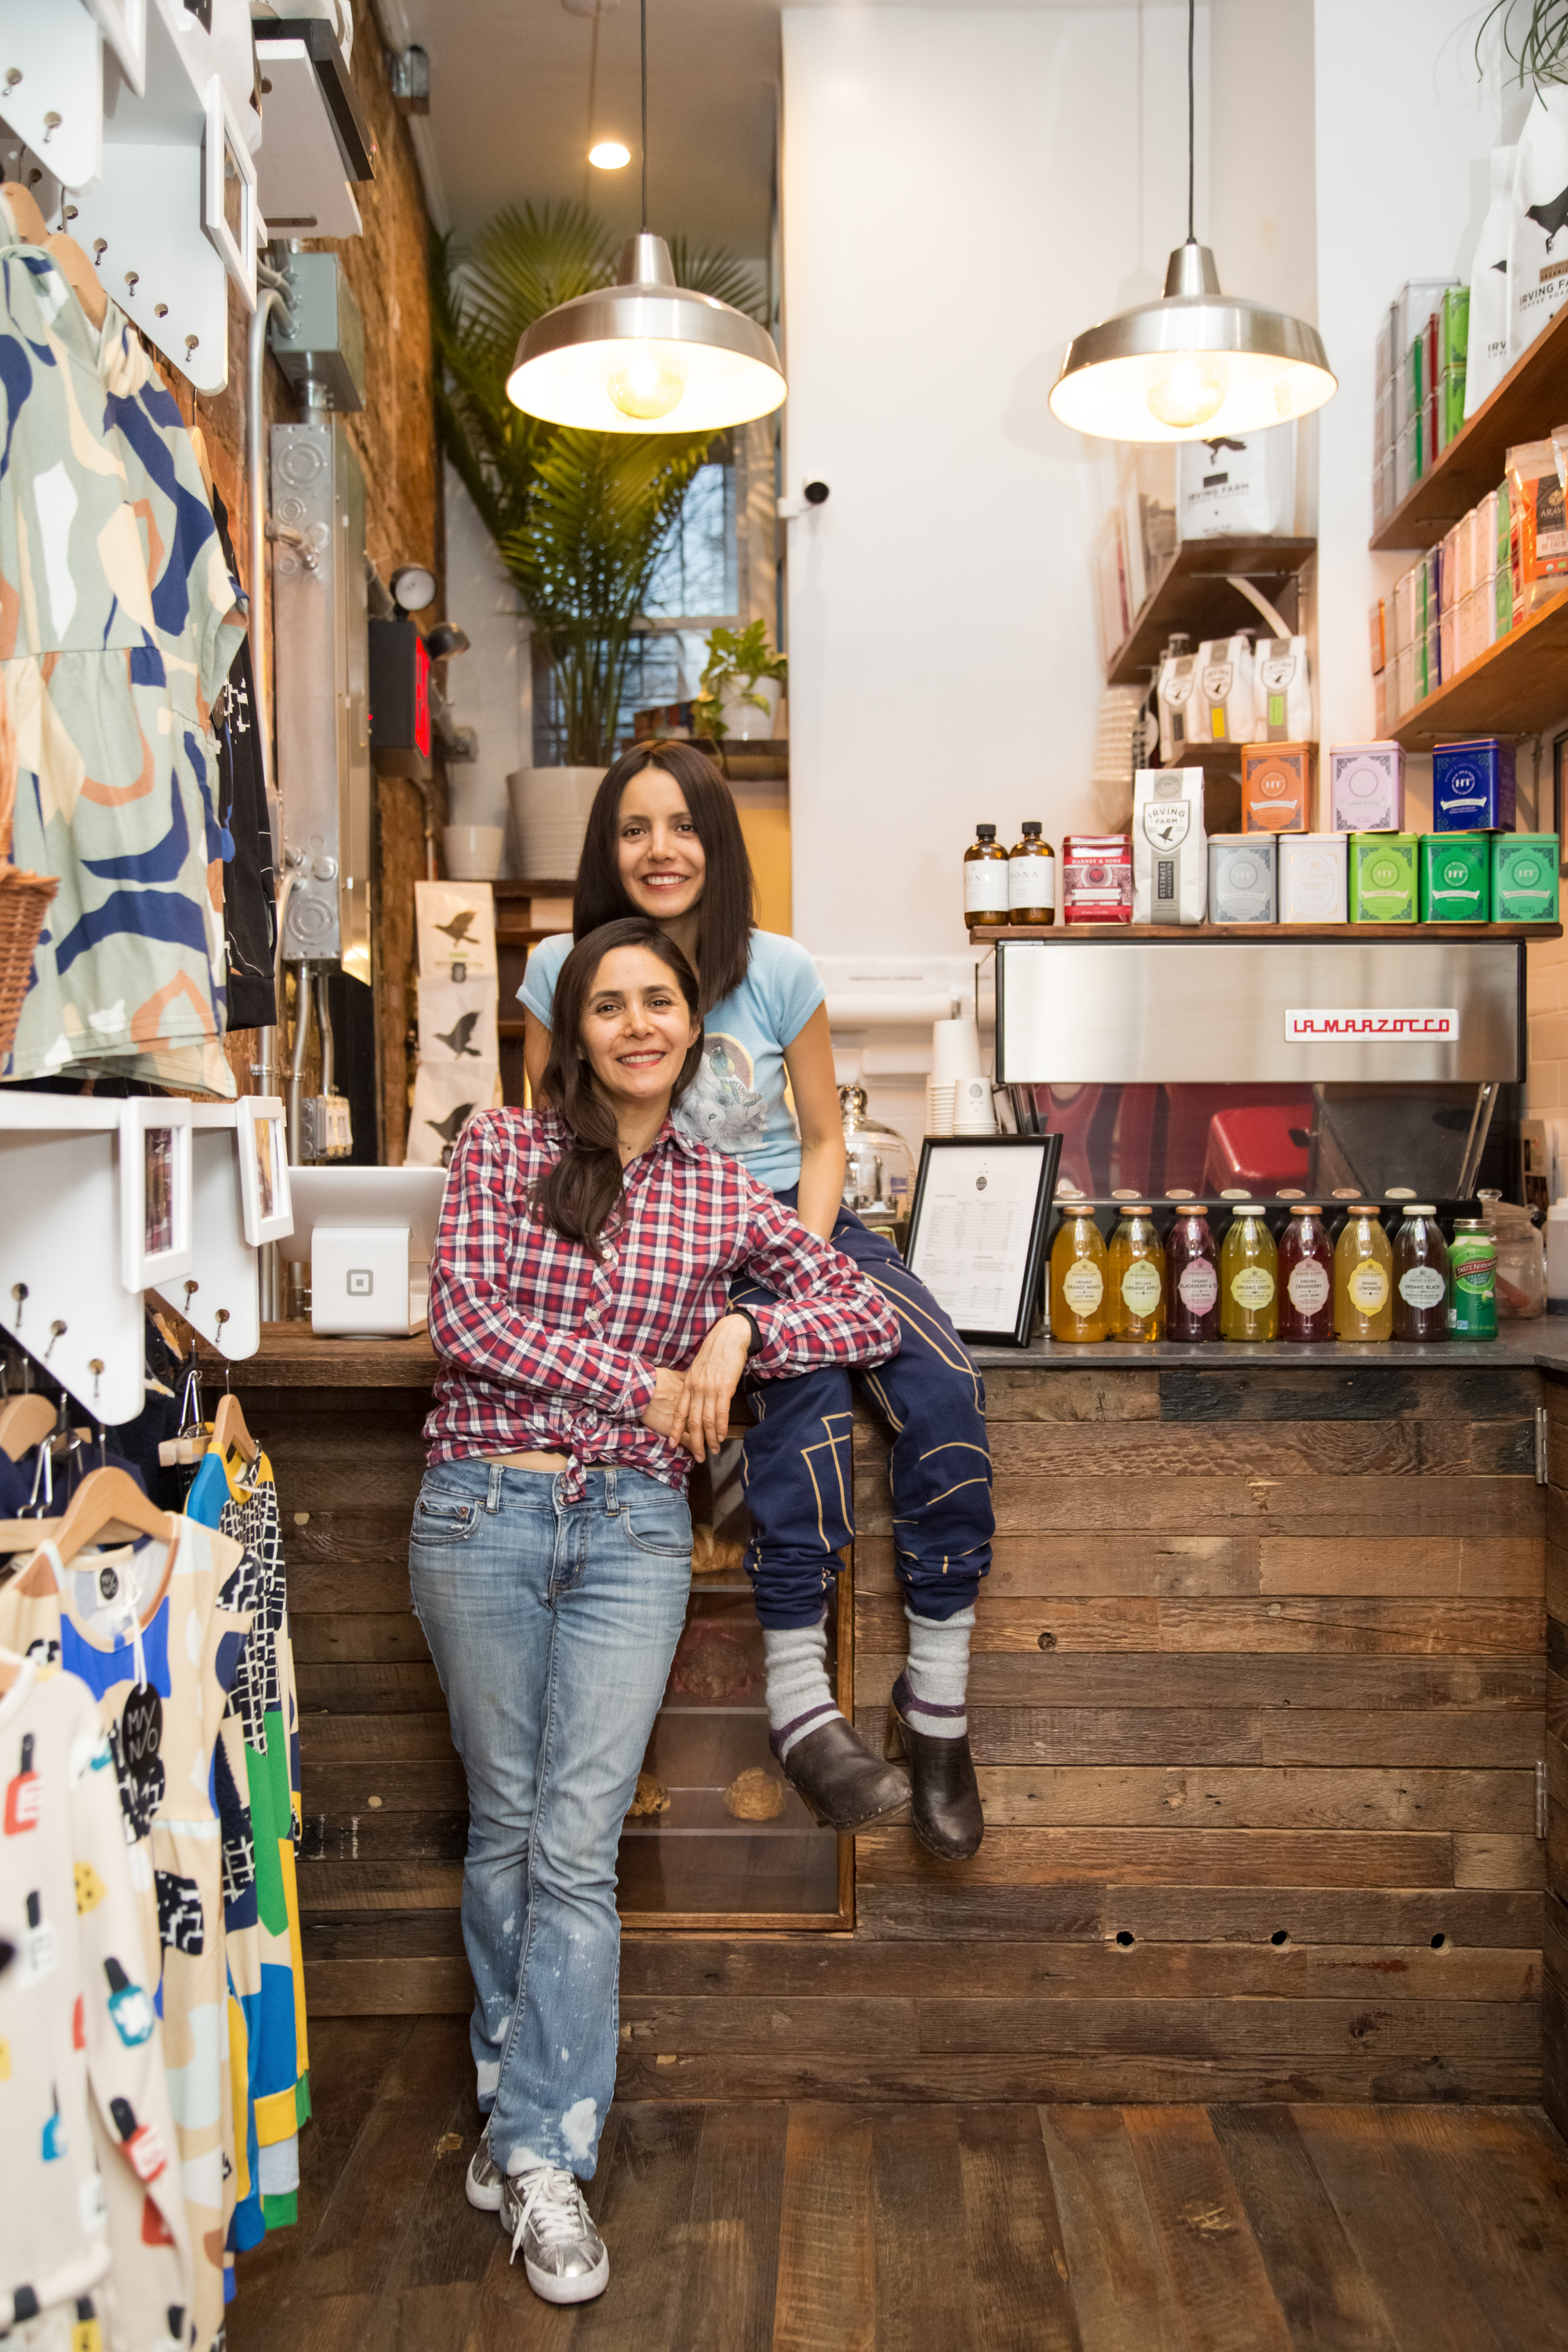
[424,1107,901,1497]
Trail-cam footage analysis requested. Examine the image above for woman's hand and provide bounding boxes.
[640,1366,693,1447]
[668,1313,753,1462]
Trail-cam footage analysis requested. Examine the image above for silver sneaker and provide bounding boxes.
[500,2164,609,2304]
[465,2139,505,2212]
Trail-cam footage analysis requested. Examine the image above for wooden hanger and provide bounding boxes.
[51,1468,175,1566]
[45,232,107,328]
[0,180,49,243]
[0,1395,56,1462]
[0,1642,23,1697]
[211,1390,259,1468]
[189,423,216,504]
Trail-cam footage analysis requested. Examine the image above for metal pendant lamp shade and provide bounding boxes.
[506,232,786,433]
[1048,238,1337,444]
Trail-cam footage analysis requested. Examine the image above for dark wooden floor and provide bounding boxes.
[227,2014,1568,2351]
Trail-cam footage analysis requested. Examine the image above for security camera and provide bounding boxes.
[804,481,829,505]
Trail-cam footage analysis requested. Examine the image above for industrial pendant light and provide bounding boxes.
[507,0,786,433]
[1049,0,1334,442]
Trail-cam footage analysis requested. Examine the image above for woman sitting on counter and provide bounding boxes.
[415,916,900,2307]
[521,740,993,1858]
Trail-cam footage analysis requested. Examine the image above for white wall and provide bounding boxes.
[781,3,1318,962]
[441,463,532,873]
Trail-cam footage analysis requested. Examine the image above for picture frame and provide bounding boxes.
[905,1132,1062,1348]
[236,1096,294,1247]
[203,74,259,309]
[118,1100,194,1291]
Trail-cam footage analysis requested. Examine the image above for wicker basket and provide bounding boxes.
[0,666,57,1068]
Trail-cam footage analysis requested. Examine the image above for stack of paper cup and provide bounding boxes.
[926,1080,956,1135]
[932,1016,995,1134]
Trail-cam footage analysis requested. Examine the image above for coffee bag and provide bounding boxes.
[1133,768,1207,925]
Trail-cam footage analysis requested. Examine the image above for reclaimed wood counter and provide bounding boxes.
[227,1323,1568,2118]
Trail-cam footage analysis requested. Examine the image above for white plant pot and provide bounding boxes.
[506,766,605,884]
[443,825,505,881]
[721,677,783,741]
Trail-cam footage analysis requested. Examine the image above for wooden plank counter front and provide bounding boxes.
[227,1325,1568,2120]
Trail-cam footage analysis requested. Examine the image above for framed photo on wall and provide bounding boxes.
[905,1133,1062,1348]
[236,1096,294,1247]
[118,1100,194,1290]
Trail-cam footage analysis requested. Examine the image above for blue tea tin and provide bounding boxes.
[1432,737,1517,831]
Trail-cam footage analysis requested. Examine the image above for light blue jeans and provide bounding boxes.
[408,1457,691,2180]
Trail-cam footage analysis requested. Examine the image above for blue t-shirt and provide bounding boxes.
[518,928,825,1196]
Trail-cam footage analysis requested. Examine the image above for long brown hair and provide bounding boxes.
[574,739,755,1014]
[532,919,704,1257]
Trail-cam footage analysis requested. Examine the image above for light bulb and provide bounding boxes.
[607,343,685,420]
[589,140,630,170]
[1145,352,1228,430]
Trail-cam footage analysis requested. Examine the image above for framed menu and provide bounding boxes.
[905,1134,1062,1347]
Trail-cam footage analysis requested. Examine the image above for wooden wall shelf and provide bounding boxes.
[1105,538,1317,686]
[1390,590,1568,746]
[1371,297,1568,552]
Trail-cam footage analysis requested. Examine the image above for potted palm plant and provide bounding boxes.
[433,202,768,873]
[693,620,789,744]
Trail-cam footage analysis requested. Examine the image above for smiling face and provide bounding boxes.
[578,943,699,1113]
[616,764,707,922]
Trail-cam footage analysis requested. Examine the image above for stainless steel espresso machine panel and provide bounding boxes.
[271,418,372,983]
[993,938,1523,1086]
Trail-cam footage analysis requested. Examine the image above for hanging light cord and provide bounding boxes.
[641,0,649,234]
[1186,0,1196,245]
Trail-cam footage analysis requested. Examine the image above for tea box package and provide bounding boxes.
[1432,737,1517,831]
[1208,834,1277,924]
[1240,742,1313,833]
[1278,831,1348,923]
[1348,833,1418,922]
[1329,742,1404,833]
[1491,833,1560,922]
[1418,833,1490,922]
[1132,769,1207,924]
[1062,834,1133,924]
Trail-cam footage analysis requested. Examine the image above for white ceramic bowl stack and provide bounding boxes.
[442,825,504,880]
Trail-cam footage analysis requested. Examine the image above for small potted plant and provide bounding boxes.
[693,620,788,743]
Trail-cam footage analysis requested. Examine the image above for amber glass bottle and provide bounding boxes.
[1220,1205,1279,1341]
[1009,821,1056,926]
[1165,1206,1219,1341]
[1278,1206,1334,1342]
[1334,1206,1393,1341]
[1108,1208,1166,1341]
[964,823,1011,929]
[1049,1211,1109,1341]
[1392,1206,1448,1341]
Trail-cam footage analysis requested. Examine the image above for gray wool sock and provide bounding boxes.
[764,1621,841,1759]
[902,1605,975,1738]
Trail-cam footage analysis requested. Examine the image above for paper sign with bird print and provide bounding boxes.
[405,1062,500,1167]
[415,883,497,979]
[417,978,498,1067]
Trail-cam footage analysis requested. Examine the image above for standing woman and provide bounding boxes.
[521,742,993,1859]
[417,917,898,2306]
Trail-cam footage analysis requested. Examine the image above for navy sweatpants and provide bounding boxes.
[729,1192,994,1630]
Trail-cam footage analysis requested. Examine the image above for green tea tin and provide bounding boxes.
[1490,833,1560,922]
[1348,833,1418,923]
[1418,833,1490,923]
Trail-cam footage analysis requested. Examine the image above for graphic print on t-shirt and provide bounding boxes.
[676,1035,769,1152]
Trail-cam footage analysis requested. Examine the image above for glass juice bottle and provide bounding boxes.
[1220,1204,1279,1341]
[1334,1206,1393,1341]
[1009,820,1056,926]
[1392,1207,1449,1341]
[1165,1205,1219,1341]
[1278,1205,1334,1342]
[1109,1207,1166,1341]
[964,823,1011,930]
[1050,1210,1108,1341]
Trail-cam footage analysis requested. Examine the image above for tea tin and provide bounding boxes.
[1418,833,1490,923]
[1490,833,1559,922]
[1241,742,1313,833]
[1278,832,1348,924]
[1432,737,1517,830]
[1208,834,1277,924]
[1330,742,1404,832]
[1348,833,1418,923]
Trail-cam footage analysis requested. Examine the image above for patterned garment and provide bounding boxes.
[424,1108,901,1499]
[0,201,245,1092]
[0,1650,192,2346]
[0,1520,250,2352]
[188,1442,309,2241]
